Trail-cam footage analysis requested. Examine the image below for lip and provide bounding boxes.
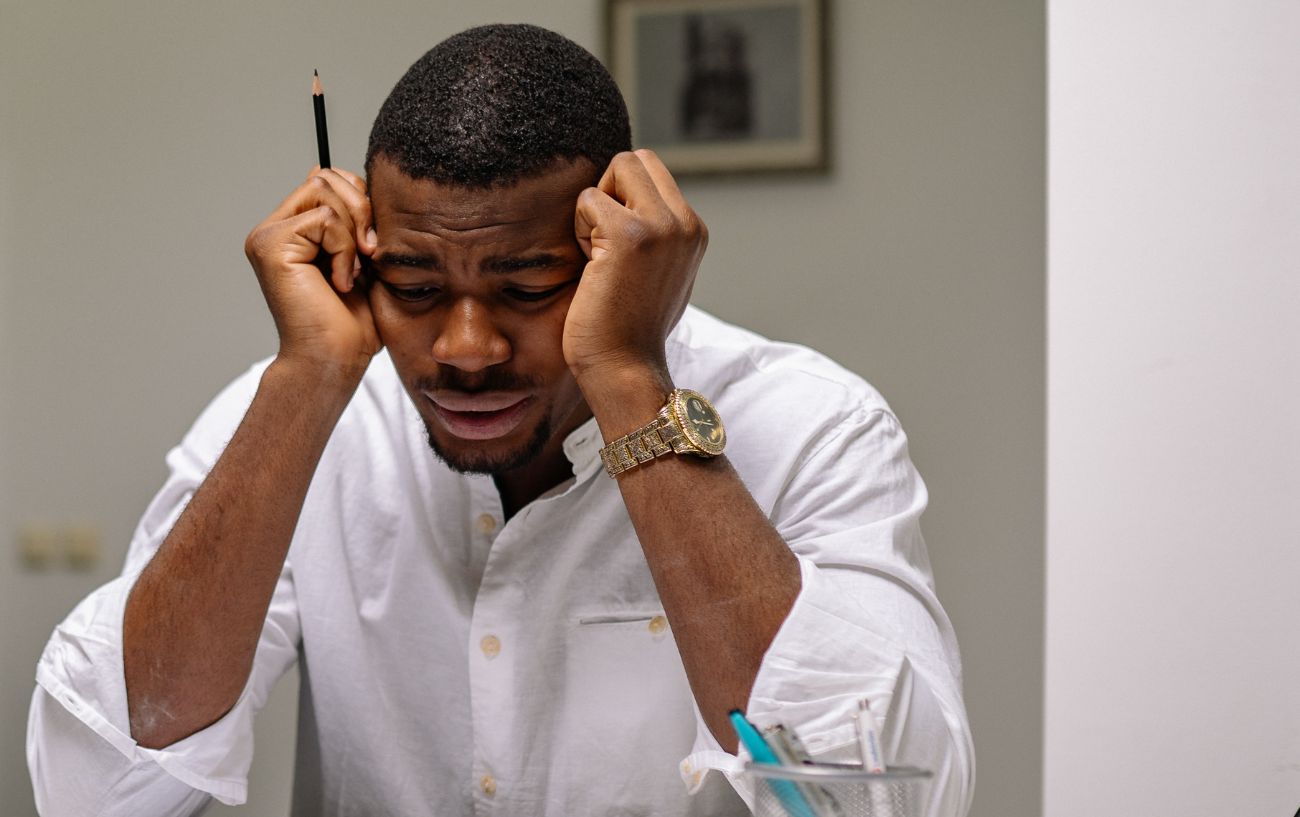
[424,391,535,440]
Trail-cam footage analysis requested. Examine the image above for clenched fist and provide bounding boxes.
[567,149,708,391]
[244,167,382,377]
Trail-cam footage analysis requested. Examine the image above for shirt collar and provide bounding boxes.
[557,303,700,486]
[562,416,605,483]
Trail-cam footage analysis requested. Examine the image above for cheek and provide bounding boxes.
[368,295,401,337]
[369,299,432,364]
[506,299,572,368]
[541,299,572,346]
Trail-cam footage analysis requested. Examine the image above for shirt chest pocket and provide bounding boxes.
[566,610,688,713]
[549,610,700,813]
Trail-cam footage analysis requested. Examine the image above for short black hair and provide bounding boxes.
[365,24,632,188]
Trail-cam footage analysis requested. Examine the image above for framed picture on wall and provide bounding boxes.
[606,0,829,175]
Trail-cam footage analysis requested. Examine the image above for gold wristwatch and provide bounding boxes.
[599,388,726,478]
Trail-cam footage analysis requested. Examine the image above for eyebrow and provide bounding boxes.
[370,251,571,275]
[370,252,439,271]
[481,253,569,274]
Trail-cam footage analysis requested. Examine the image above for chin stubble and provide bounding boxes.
[422,413,554,475]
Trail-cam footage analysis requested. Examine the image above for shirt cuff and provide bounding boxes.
[677,556,910,801]
[34,574,257,806]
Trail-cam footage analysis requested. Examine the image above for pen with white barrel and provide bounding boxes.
[853,698,886,773]
[855,699,896,816]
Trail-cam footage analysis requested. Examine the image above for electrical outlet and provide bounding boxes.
[19,527,58,570]
[65,526,101,570]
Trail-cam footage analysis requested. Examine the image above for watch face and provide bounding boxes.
[675,390,726,456]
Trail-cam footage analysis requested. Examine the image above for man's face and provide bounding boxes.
[366,156,595,475]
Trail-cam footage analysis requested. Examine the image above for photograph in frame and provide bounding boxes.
[607,0,828,175]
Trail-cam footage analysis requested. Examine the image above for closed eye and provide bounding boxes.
[379,280,441,303]
[504,281,575,303]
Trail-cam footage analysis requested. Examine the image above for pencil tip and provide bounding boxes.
[314,68,319,76]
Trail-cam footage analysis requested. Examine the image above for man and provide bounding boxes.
[28,24,973,817]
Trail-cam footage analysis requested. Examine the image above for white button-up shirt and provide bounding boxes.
[28,307,974,817]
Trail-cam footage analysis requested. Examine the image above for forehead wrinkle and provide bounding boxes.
[375,224,579,274]
[382,207,552,237]
[370,157,592,237]
[436,216,538,233]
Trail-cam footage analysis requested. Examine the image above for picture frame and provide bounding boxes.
[606,0,829,176]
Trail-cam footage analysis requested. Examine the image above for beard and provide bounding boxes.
[414,366,553,475]
[422,411,553,475]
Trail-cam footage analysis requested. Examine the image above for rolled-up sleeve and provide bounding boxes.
[679,407,975,817]
[27,361,301,815]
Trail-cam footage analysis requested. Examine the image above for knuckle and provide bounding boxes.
[621,218,657,249]
[317,204,341,225]
[685,213,707,243]
[244,225,272,258]
[650,214,677,241]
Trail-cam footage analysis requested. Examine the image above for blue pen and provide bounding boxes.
[729,710,821,817]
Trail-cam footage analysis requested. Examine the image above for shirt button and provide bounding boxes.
[477,513,497,535]
[648,615,668,635]
[480,634,501,659]
[480,774,497,797]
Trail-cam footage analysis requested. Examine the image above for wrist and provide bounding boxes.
[266,354,368,409]
[576,363,674,442]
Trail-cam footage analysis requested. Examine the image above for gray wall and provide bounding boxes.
[0,2,1044,816]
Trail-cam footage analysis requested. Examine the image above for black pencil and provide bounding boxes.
[312,69,331,169]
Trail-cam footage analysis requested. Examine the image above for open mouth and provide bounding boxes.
[425,392,535,441]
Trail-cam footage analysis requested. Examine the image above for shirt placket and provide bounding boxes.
[467,476,506,815]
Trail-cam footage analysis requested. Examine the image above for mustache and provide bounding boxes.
[414,368,544,394]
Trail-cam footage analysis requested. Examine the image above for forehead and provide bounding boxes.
[368,156,597,235]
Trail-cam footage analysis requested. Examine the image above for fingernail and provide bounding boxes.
[366,228,377,247]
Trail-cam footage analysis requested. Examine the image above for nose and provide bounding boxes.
[431,297,511,372]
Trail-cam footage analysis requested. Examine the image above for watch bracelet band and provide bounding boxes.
[599,404,691,478]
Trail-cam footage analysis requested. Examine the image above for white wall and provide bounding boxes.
[1045,1,1300,814]
[1,3,1045,815]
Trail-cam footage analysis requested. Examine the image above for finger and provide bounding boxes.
[282,176,366,272]
[314,169,375,255]
[329,167,368,195]
[596,151,671,217]
[267,174,358,239]
[308,165,367,200]
[632,149,692,222]
[282,204,358,293]
[574,187,629,261]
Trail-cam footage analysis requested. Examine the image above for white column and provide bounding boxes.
[1046,1,1300,814]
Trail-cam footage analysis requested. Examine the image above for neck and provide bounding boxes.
[491,401,593,519]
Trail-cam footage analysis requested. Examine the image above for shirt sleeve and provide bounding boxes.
[678,407,975,817]
[27,361,302,814]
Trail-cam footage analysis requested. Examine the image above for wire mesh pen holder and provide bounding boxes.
[745,763,932,817]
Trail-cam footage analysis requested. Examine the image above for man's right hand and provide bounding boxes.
[244,167,382,376]
[126,170,386,750]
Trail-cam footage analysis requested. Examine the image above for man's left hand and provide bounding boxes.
[567,149,707,395]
